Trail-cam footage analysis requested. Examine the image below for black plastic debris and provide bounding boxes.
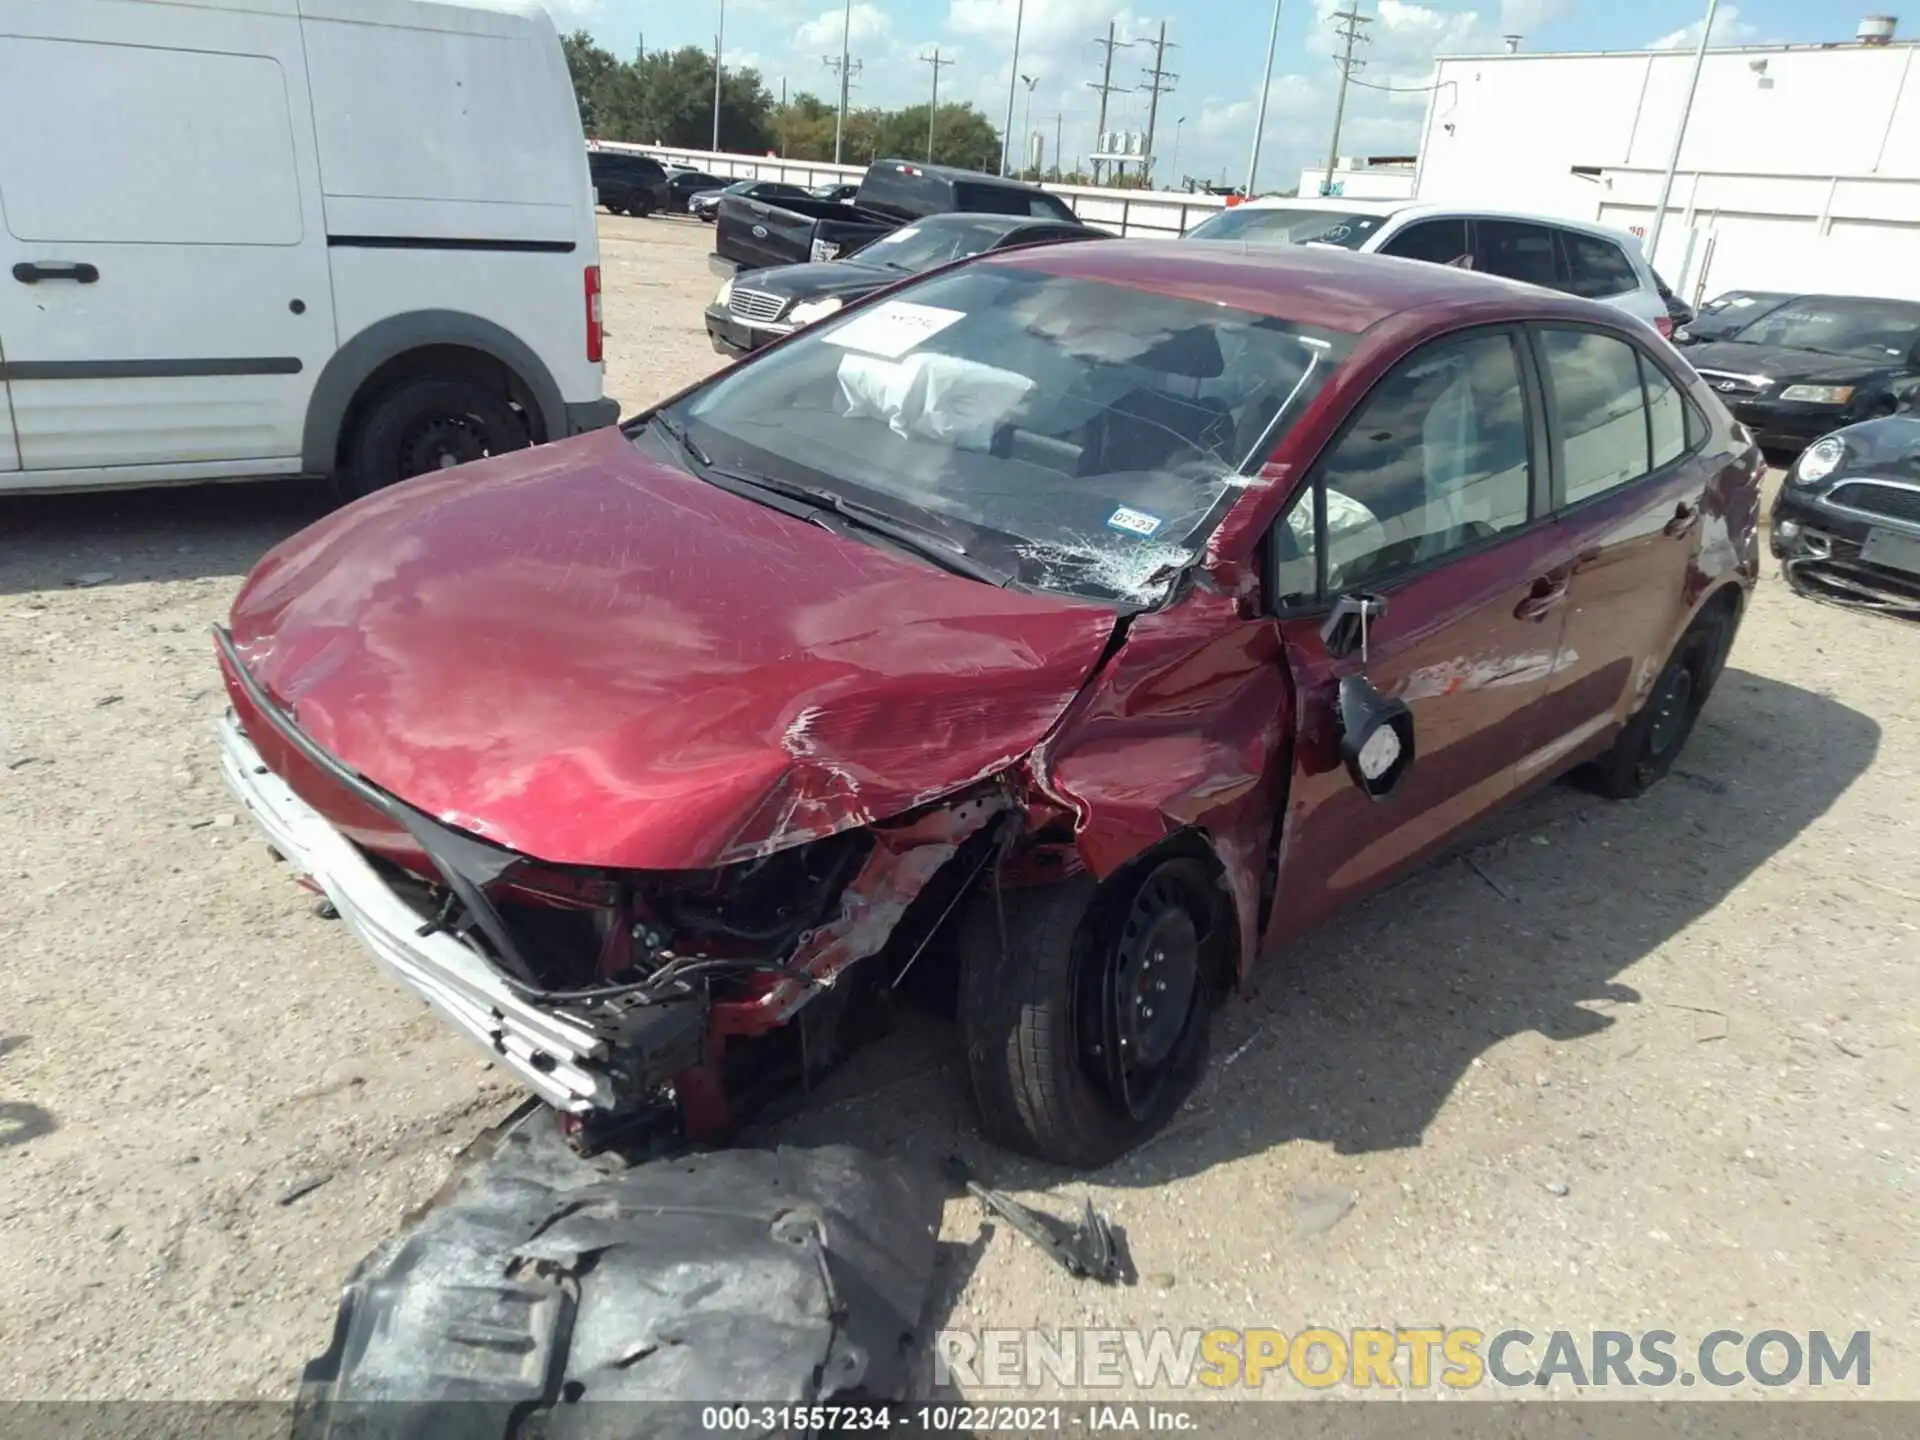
[966,1181,1120,1284]
[293,1109,946,1440]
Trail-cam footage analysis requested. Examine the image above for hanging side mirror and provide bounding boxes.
[1336,674,1416,800]
[1319,593,1416,801]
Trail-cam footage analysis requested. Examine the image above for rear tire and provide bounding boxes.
[1575,602,1736,800]
[340,377,528,501]
[958,861,1218,1169]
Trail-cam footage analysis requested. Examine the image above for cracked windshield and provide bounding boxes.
[664,264,1350,603]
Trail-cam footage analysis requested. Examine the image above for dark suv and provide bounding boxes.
[588,150,670,218]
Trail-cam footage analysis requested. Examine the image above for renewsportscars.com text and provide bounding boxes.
[934,1327,1872,1391]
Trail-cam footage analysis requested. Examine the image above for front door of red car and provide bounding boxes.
[1260,327,1569,946]
[1518,325,1714,779]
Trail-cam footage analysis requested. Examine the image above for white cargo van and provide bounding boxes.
[0,0,617,497]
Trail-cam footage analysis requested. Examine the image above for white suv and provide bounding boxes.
[1185,199,1676,338]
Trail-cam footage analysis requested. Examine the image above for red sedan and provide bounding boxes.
[214,242,1762,1167]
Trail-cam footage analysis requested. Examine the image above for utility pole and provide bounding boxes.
[832,0,854,163]
[825,51,863,163]
[711,0,725,153]
[1324,6,1372,191]
[1019,75,1040,179]
[1246,0,1284,195]
[920,48,954,162]
[1086,23,1132,185]
[1049,112,1064,180]
[1138,21,1178,187]
[1647,0,1719,263]
[1000,0,1027,176]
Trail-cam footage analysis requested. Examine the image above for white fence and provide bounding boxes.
[590,141,1228,239]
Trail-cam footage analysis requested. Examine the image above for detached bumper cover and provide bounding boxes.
[218,711,616,1112]
[294,1109,946,1434]
[1772,489,1920,617]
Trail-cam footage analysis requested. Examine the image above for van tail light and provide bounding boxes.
[585,265,604,364]
[1655,314,1674,339]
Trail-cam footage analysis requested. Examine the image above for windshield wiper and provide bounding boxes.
[646,412,710,468]
[709,465,1014,587]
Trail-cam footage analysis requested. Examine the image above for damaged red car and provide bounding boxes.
[215,242,1761,1167]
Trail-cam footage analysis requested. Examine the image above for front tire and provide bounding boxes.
[958,860,1219,1168]
[340,378,528,500]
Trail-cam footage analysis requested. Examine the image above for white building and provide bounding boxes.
[1413,15,1920,303]
[1297,156,1418,201]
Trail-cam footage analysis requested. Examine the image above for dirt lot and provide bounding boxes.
[2,214,1916,1401]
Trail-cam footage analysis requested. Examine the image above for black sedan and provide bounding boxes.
[811,182,860,203]
[704,212,1109,358]
[689,180,811,223]
[1772,413,1920,618]
[666,169,729,213]
[1685,294,1920,455]
[1675,289,1796,346]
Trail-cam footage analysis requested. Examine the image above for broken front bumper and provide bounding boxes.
[217,712,617,1112]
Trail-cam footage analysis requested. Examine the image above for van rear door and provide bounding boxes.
[0,0,336,486]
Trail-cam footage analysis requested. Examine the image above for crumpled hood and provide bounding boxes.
[225,427,1119,869]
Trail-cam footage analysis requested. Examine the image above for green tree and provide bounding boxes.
[560,36,773,149]
[873,103,1002,171]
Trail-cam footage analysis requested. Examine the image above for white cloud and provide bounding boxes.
[1648,5,1759,50]
[795,2,891,52]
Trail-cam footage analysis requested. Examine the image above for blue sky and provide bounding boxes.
[542,1,1875,184]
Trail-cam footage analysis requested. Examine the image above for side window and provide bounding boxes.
[1560,232,1640,299]
[1032,194,1078,222]
[1377,218,1471,267]
[1475,220,1564,289]
[1540,329,1653,503]
[1643,355,1688,468]
[1271,331,1534,602]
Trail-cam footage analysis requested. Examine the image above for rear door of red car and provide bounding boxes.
[1517,324,1715,779]
[1261,326,1573,945]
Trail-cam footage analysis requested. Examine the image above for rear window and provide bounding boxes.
[859,164,950,220]
[1560,232,1641,300]
[1183,206,1387,248]
[952,183,1076,221]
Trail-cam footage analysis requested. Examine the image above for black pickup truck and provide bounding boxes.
[713,159,1081,274]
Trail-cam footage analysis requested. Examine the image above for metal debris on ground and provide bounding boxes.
[966,1180,1120,1283]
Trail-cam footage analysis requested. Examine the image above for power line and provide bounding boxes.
[919,49,955,162]
[1086,23,1132,184]
[1138,21,1178,186]
[1323,6,1372,191]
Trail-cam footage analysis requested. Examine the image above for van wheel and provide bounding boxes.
[341,378,528,499]
[631,195,655,218]
[958,861,1217,1169]
[1575,605,1735,800]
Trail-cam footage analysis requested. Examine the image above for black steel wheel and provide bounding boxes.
[959,858,1221,1168]
[341,378,528,500]
[1576,602,1735,800]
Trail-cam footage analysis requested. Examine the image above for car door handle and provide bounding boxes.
[1664,501,1700,538]
[13,261,100,285]
[1514,574,1569,622]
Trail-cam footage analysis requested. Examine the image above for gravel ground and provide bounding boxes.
[2,215,1915,1401]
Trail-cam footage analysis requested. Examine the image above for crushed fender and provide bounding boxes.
[293,1108,947,1440]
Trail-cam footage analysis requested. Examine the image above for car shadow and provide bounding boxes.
[0,479,332,596]
[0,1035,56,1149]
[766,668,1878,1193]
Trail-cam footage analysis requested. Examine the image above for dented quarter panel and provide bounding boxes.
[222,428,1120,871]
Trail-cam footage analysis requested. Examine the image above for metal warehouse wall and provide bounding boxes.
[1416,42,1920,303]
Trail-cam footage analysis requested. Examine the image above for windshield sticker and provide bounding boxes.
[869,227,919,247]
[823,300,967,359]
[1106,505,1165,537]
[1729,296,1758,308]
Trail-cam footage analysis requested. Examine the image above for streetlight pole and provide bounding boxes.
[1000,0,1026,177]
[833,0,852,164]
[1245,0,1283,195]
[1646,0,1719,265]
[711,0,725,153]
[1020,75,1039,180]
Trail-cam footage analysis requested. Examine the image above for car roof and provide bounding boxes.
[869,159,1051,193]
[984,239,1630,335]
[1232,196,1647,251]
